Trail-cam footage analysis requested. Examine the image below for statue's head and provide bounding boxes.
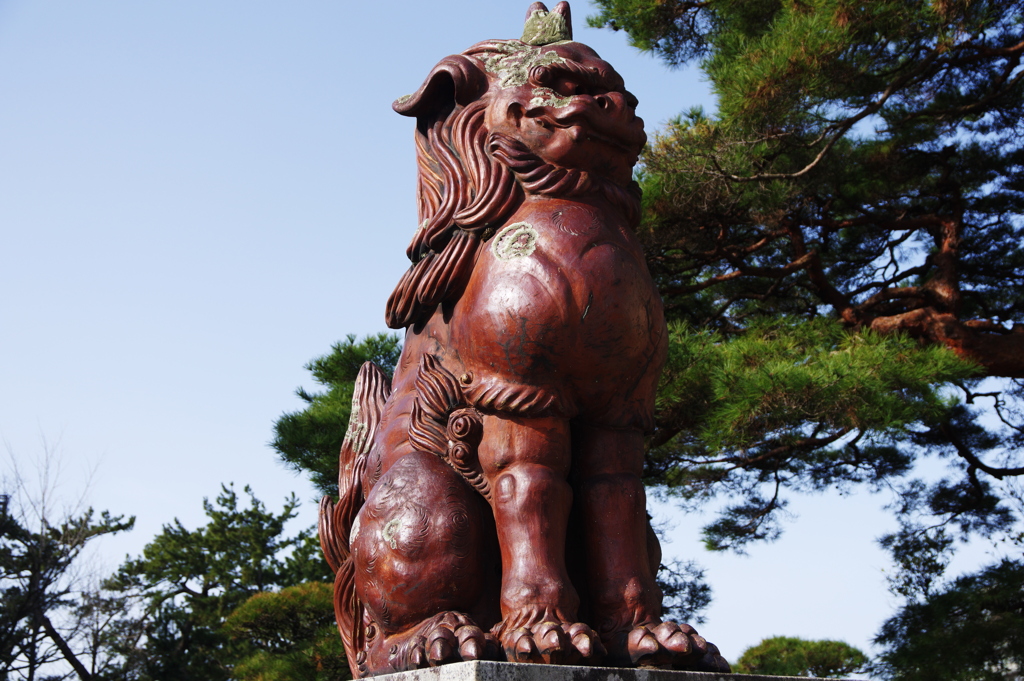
[483,39,645,187]
[386,2,647,329]
[395,2,645,191]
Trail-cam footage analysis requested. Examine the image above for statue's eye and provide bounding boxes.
[553,78,579,97]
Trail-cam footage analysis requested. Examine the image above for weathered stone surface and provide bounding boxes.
[371,661,847,681]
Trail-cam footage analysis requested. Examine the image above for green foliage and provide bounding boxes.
[225,582,350,681]
[591,0,1024,563]
[655,559,712,624]
[734,635,868,677]
[589,1,1024,672]
[587,0,713,66]
[878,523,955,602]
[660,318,972,447]
[591,0,1024,362]
[272,333,401,497]
[649,317,976,550]
[106,485,333,681]
[872,559,1024,681]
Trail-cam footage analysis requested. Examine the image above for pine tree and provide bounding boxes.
[735,635,868,677]
[872,558,1024,680]
[587,0,1023,551]
[105,485,333,681]
[587,1,1024,675]
[225,582,350,681]
[272,334,401,497]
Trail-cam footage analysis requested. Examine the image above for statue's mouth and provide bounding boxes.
[528,110,644,157]
[582,127,637,155]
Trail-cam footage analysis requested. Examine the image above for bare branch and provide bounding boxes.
[939,422,1024,480]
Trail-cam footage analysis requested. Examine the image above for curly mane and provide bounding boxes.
[386,41,642,330]
[386,43,523,329]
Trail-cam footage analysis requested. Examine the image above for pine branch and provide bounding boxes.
[708,45,942,182]
[938,422,1024,480]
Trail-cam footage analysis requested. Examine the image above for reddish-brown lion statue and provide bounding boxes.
[319,3,729,676]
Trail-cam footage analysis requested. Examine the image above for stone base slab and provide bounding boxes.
[370,660,848,681]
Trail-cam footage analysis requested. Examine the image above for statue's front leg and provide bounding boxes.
[478,413,605,664]
[574,425,717,669]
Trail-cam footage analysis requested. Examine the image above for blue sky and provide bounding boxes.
[0,0,995,666]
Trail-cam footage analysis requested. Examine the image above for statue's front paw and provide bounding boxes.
[622,621,708,668]
[495,616,606,665]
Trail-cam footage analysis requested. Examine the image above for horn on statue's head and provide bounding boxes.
[521,1,572,46]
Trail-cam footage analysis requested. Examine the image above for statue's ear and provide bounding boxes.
[393,55,487,119]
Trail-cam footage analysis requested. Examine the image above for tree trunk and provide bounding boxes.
[868,308,1024,378]
[41,616,92,681]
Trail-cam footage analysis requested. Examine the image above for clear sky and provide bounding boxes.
[0,0,994,669]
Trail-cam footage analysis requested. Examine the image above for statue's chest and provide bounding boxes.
[486,206,656,313]
[471,206,666,371]
[549,224,664,366]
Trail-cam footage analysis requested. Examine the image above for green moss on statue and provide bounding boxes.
[522,7,572,45]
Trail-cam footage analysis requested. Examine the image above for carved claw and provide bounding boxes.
[454,624,491,660]
[509,627,539,662]
[536,621,572,660]
[355,650,368,676]
[499,620,605,665]
[625,621,708,668]
[568,622,600,659]
[375,612,499,674]
[628,625,662,665]
[408,637,428,668]
[427,627,456,666]
[685,642,731,673]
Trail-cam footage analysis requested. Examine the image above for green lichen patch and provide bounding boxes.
[483,41,565,89]
[492,221,539,260]
[522,8,572,46]
[529,86,573,109]
[382,518,401,549]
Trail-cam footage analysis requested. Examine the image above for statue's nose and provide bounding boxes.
[595,93,620,113]
[592,92,635,122]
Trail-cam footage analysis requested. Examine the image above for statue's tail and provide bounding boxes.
[319,361,391,678]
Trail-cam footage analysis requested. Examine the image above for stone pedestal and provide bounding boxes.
[370,661,849,681]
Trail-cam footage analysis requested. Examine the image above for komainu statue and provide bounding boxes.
[319,3,729,676]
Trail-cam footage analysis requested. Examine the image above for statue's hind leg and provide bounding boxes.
[351,450,500,675]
